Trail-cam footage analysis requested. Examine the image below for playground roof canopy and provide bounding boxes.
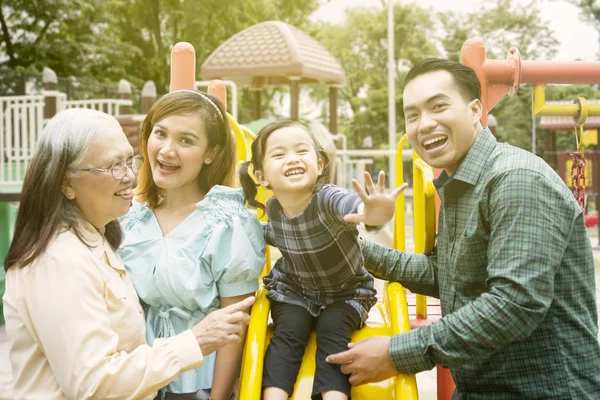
[200,21,345,87]
[540,100,600,130]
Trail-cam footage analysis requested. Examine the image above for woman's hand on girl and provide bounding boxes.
[191,296,255,355]
[344,171,407,226]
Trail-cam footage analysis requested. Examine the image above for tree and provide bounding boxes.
[438,0,560,155]
[567,0,600,56]
[0,0,323,104]
[311,3,439,152]
[438,0,559,62]
[0,0,135,81]
[109,0,323,96]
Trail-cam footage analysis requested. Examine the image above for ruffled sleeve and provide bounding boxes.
[199,186,267,298]
[119,200,153,233]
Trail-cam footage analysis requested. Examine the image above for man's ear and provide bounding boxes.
[62,175,76,200]
[469,98,483,125]
[254,169,269,188]
[204,145,220,165]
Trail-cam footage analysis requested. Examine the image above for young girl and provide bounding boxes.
[239,120,404,400]
[118,90,266,399]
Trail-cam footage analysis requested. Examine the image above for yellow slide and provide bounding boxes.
[228,110,424,399]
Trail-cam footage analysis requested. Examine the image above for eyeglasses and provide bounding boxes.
[79,155,144,180]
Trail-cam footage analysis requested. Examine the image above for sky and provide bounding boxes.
[311,0,599,61]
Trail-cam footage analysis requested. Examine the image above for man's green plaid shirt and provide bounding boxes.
[363,128,600,399]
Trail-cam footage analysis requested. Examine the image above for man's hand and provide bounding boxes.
[326,336,399,386]
[344,171,407,226]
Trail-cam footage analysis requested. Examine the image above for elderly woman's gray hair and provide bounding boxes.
[5,108,123,270]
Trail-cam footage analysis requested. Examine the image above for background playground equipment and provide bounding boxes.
[461,39,600,213]
[200,21,344,134]
[541,111,600,227]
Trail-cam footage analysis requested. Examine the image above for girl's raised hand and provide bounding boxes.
[343,171,407,226]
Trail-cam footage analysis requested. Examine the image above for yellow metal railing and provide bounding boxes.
[412,155,437,319]
[230,113,271,400]
[395,135,437,321]
[532,85,599,123]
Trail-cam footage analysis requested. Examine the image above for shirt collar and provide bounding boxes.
[433,127,496,188]
[79,221,126,272]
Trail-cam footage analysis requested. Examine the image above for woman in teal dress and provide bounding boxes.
[118,90,266,400]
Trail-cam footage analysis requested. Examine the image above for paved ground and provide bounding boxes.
[0,230,598,399]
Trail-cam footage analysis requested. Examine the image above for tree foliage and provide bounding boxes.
[566,0,600,57]
[436,0,561,157]
[108,0,322,93]
[0,0,322,98]
[2,0,599,162]
[311,3,439,150]
[569,0,600,29]
[0,0,136,81]
[439,0,559,62]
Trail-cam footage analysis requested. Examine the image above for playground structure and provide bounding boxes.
[541,110,600,228]
[461,38,600,238]
[461,38,600,126]
[461,39,600,212]
[199,21,345,132]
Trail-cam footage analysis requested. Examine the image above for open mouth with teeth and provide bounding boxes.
[115,188,132,196]
[285,168,305,177]
[423,135,448,151]
[158,161,180,171]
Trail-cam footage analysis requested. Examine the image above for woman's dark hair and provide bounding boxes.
[135,90,235,208]
[5,108,123,270]
[238,119,330,213]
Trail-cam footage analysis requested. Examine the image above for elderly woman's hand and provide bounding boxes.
[191,296,255,355]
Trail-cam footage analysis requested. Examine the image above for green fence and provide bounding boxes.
[0,201,17,325]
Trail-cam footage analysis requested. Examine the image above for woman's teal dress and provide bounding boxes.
[118,185,266,394]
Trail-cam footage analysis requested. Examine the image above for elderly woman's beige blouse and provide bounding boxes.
[3,226,204,399]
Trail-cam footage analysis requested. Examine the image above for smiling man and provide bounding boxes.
[327,58,600,399]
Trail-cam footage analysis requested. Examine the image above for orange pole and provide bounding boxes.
[437,367,456,400]
[483,58,600,85]
[461,39,492,126]
[208,80,227,110]
[483,59,516,82]
[170,42,196,92]
[461,37,600,121]
[520,61,600,84]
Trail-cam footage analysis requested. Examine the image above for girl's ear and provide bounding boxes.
[317,157,324,175]
[254,169,269,188]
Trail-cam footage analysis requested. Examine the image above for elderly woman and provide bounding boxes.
[2,108,253,400]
